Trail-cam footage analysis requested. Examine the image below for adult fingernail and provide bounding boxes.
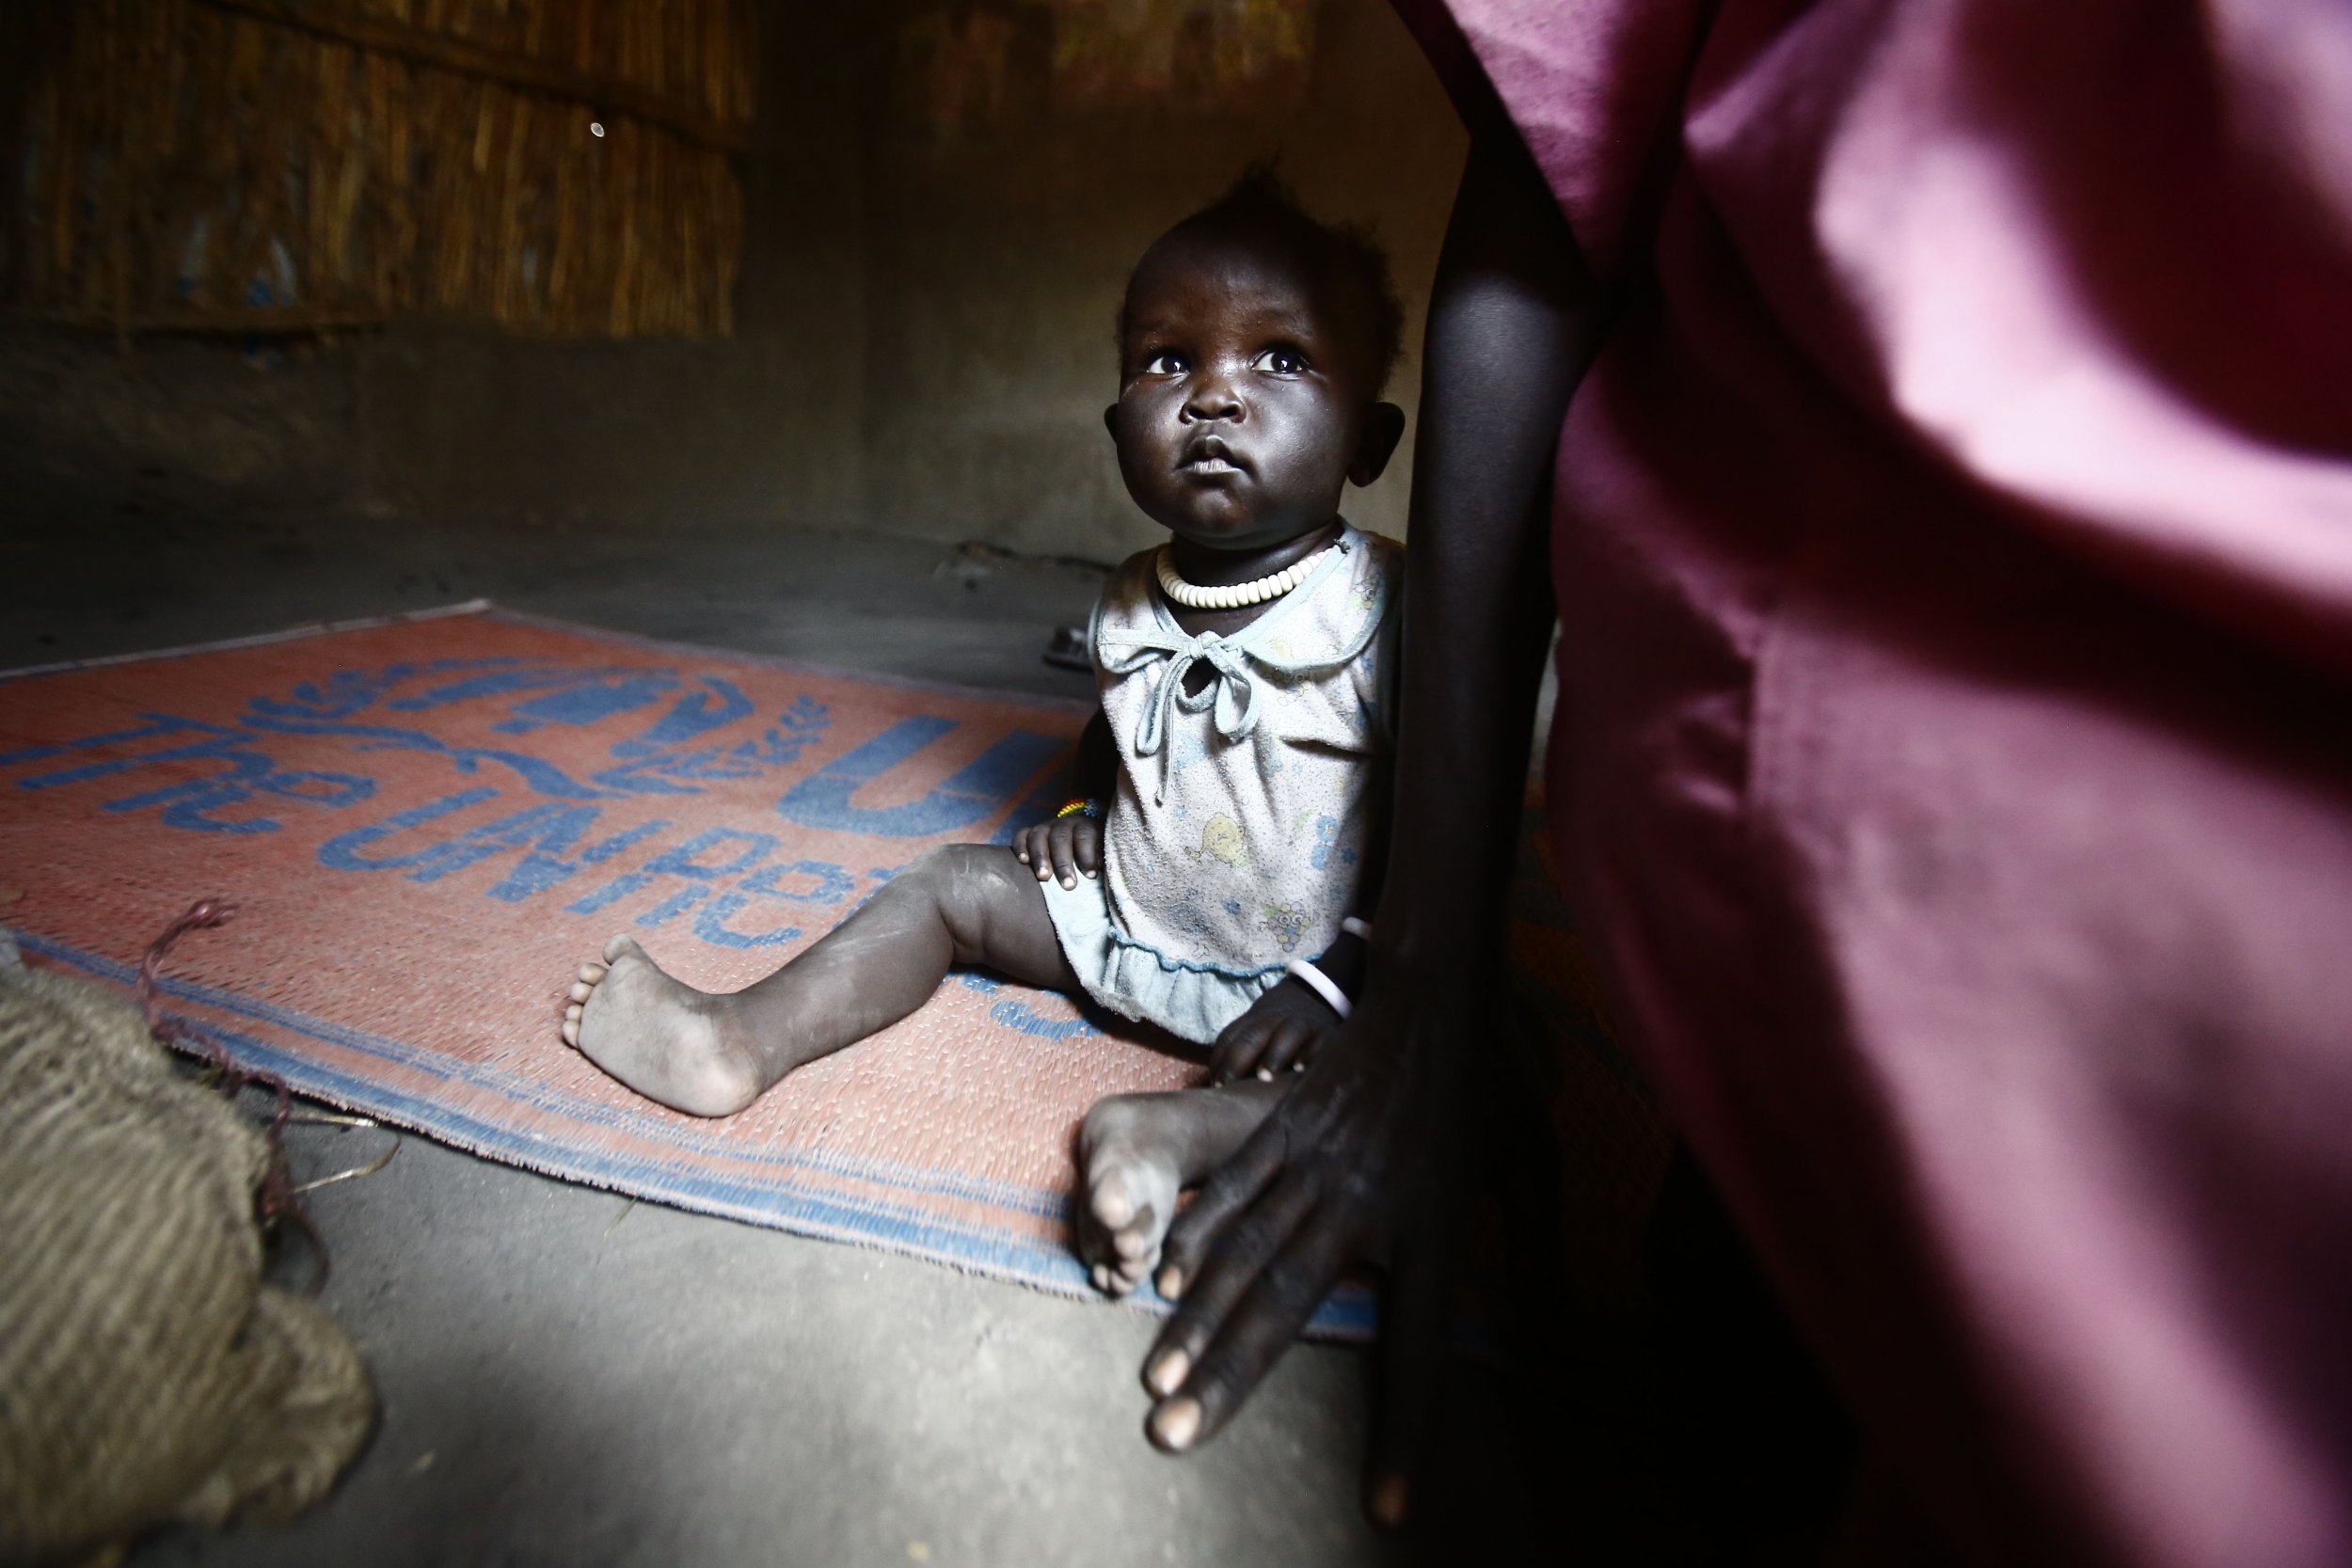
[1255,1067,1273,1082]
[1369,1472,1410,1529]
[1156,1264,1184,1299]
[1146,1346,1189,1397]
[1062,876,1076,889]
[1151,1397,1201,1451]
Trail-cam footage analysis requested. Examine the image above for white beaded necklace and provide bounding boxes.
[1155,542,1335,611]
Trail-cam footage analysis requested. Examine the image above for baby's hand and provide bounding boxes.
[1013,814,1101,891]
[1211,978,1342,1084]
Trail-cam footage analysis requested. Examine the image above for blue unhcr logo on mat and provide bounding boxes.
[3,653,1074,955]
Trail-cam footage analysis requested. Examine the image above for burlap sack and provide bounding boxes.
[0,935,373,1566]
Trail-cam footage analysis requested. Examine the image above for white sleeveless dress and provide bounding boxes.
[1040,525,1401,1043]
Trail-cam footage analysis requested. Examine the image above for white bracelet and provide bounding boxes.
[1339,916,1374,942]
[1284,958,1352,1021]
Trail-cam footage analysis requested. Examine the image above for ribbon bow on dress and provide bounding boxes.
[1095,631,1376,803]
[1096,630,1267,803]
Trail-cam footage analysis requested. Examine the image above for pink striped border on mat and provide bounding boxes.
[0,605,1377,1338]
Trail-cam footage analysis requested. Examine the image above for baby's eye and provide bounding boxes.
[1143,350,1189,375]
[1252,347,1309,376]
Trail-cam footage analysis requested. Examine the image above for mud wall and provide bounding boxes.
[0,0,1463,562]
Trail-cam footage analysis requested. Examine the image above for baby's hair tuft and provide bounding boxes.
[1124,161,1406,396]
[1193,162,1405,394]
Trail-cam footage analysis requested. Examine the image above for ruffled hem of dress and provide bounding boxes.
[1041,874,1279,1044]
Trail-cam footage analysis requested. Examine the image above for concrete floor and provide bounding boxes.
[11,478,1451,1568]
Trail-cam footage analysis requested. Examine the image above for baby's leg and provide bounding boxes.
[563,844,1076,1117]
[1075,1078,1285,1295]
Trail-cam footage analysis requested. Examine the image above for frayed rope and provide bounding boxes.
[135,899,333,1283]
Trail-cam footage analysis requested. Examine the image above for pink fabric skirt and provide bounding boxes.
[1399,1,2352,1561]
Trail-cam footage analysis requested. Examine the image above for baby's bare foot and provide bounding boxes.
[1075,1082,1283,1296]
[1079,1096,1185,1296]
[563,935,760,1117]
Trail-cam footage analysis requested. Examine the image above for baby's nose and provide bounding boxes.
[1180,377,1244,421]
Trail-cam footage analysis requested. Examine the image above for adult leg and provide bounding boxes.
[564,844,1076,1116]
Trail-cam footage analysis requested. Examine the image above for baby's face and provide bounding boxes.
[1107,228,1386,554]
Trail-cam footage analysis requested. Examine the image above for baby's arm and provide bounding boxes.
[1211,773,1391,1082]
[1012,709,1117,891]
[1207,925,1368,1082]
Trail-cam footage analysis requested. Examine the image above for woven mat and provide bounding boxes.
[0,605,1667,1338]
[0,607,1406,1331]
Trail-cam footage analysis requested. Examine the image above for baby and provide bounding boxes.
[561,169,1406,1294]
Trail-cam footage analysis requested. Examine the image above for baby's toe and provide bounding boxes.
[600,933,644,965]
[578,962,607,985]
[1110,1207,1160,1261]
[1089,1168,1137,1232]
[569,979,595,1003]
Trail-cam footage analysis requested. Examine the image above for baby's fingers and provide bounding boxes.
[1210,1018,1270,1083]
[1258,1020,1323,1077]
[1073,818,1103,878]
[1047,820,1085,890]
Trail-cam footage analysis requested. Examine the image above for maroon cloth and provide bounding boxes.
[1396,2,2352,1563]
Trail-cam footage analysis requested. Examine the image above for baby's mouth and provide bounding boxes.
[1179,436,1248,477]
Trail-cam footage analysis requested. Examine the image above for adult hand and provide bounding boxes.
[1139,967,1474,1530]
[1012,814,1100,890]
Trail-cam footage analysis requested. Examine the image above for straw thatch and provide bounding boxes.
[10,0,756,339]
